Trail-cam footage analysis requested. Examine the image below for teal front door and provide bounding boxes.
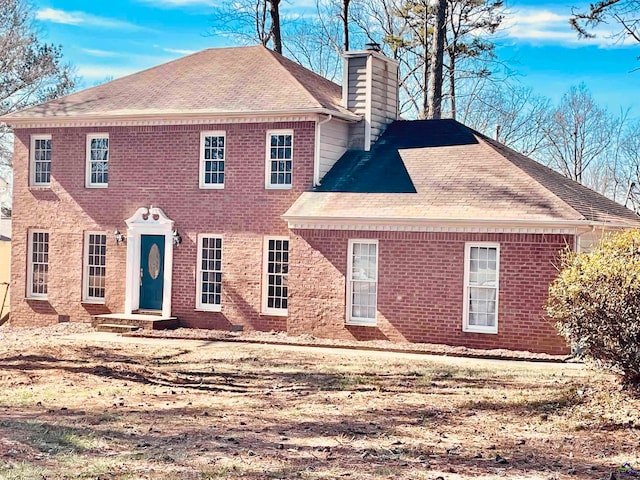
[139,235,164,311]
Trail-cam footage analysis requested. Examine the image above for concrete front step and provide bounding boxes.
[91,313,179,331]
[96,323,141,333]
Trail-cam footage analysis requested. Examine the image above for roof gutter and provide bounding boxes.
[314,114,333,187]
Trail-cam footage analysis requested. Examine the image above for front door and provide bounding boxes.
[139,234,164,311]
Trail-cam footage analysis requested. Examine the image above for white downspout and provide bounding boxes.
[314,114,333,187]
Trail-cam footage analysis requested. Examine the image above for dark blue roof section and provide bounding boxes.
[316,119,479,193]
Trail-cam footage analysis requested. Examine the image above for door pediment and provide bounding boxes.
[125,207,174,230]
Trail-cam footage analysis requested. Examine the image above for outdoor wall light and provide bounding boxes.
[114,230,126,245]
[172,229,182,247]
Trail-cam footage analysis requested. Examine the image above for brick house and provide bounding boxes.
[2,45,639,354]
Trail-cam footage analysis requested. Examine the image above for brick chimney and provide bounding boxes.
[342,45,399,151]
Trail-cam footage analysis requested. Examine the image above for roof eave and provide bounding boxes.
[1,107,361,127]
[281,214,640,232]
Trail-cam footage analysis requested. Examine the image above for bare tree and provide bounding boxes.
[460,83,551,156]
[210,0,282,51]
[570,1,640,48]
[0,0,74,193]
[541,84,615,184]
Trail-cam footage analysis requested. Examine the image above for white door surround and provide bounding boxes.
[124,206,174,317]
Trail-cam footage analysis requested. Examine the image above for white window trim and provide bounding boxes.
[26,229,49,299]
[265,129,294,190]
[85,133,109,188]
[30,134,52,187]
[195,233,223,312]
[462,242,500,334]
[346,238,378,327]
[199,131,226,190]
[82,231,107,304]
[261,236,289,316]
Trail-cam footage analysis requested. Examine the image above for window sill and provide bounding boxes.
[346,319,377,327]
[29,185,51,190]
[25,296,48,301]
[85,184,108,189]
[261,309,288,317]
[265,185,292,190]
[195,306,222,313]
[463,326,498,335]
[199,184,224,190]
[82,299,106,305]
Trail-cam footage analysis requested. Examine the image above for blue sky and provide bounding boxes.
[32,0,640,115]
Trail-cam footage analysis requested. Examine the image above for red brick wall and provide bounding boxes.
[288,229,571,355]
[9,121,314,331]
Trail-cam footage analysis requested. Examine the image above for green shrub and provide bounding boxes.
[547,229,640,384]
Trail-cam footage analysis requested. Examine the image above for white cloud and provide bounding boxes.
[502,7,632,48]
[77,65,141,82]
[137,0,217,7]
[36,7,83,25]
[163,48,197,55]
[81,48,122,57]
[36,8,143,30]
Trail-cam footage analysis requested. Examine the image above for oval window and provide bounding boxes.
[148,243,161,279]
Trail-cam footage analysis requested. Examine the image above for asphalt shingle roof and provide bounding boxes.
[286,119,640,226]
[2,46,356,122]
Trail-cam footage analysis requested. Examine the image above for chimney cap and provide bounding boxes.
[365,42,381,52]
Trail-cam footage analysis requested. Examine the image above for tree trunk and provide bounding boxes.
[421,1,429,118]
[428,0,446,119]
[448,41,456,120]
[269,0,282,54]
[342,0,350,52]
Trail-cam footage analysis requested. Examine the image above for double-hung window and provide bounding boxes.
[30,135,52,187]
[265,130,293,189]
[83,233,107,302]
[463,243,500,334]
[86,134,109,187]
[196,235,223,311]
[28,230,49,298]
[346,239,378,326]
[262,237,289,315]
[200,131,225,189]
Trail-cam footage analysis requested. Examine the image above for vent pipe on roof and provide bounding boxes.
[495,124,501,141]
[365,42,381,52]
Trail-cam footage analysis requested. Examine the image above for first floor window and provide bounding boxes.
[200,131,225,188]
[86,134,109,187]
[197,235,223,310]
[28,230,49,298]
[262,237,289,314]
[346,239,378,325]
[84,233,106,301]
[463,243,500,334]
[265,131,293,189]
[30,135,52,186]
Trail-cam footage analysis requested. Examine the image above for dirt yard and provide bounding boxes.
[0,324,638,480]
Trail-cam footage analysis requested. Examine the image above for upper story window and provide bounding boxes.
[463,243,500,334]
[346,239,378,326]
[265,130,293,189]
[30,135,52,187]
[86,134,109,188]
[200,131,225,189]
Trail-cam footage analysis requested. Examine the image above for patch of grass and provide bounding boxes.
[0,461,48,480]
